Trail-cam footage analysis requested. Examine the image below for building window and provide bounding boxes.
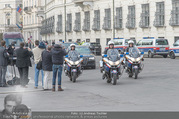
[7,19,10,25]
[154,2,165,27]
[5,4,11,8]
[140,4,150,28]
[174,37,179,42]
[68,39,72,42]
[19,4,23,8]
[106,38,111,45]
[96,39,100,43]
[170,0,179,26]
[126,6,135,29]
[86,39,90,42]
[66,13,72,32]
[115,7,123,29]
[74,12,81,32]
[103,8,111,30]
[83,11,90,31]
[77,39,81,43]
[158,37,165,39]
[56,15,63,33]
[32,15,34,24]
[92,10,100,31]
[40,16,55,35]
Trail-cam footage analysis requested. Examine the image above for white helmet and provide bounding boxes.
[70,44,76,47]
[128,40,134,44]
[108,41,114,46]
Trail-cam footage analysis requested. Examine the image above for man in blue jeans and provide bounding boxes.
[51,44,66,91]
[32,40,46,89]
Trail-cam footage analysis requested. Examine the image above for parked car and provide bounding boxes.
[169,40,179,59]
[67,46,96,69]
[136,37,169,58]
[82,42,101,55]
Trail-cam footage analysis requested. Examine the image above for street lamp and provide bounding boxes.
[64,0,67,42]
[113,0,115,39]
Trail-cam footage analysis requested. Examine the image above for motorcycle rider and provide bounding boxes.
[100,41,115,72]
[68,44,79,61]
[64,44,81,73]
[100,41,123,78]
[124,40,143,70]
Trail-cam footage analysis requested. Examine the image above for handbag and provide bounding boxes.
[36,60,42,70]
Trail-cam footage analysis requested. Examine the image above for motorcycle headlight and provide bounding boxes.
[136,57,141,62]
[89,57,95,60]
[74,61,80,65]
[108,60,114,65]
[68,61,75,65]
[130,58,135,62]
[114,60,120,65]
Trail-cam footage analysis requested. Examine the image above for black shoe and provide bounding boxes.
[102,74,105,80]
[43,89,51,91]
[100,67,104,73]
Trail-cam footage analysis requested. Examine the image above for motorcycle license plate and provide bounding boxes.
[133,66,138,69]
[112,70,117,73]
[72,69,77,72]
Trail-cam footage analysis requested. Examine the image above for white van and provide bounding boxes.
[169,40,179,59]
[136,37,169,58]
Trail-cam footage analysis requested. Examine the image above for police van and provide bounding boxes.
[105,38,136,53]
[169,40,179,59]
[136,37,169,58]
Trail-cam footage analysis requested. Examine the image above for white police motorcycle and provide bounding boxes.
[102,54,124,85]
[125,47,144,79]
[64,55,83,83]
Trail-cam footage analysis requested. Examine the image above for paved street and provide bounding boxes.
[0,56,179,111]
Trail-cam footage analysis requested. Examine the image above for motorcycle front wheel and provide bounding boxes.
[72,72,77,83]
[111,74,117,85]
[134,69,138,79]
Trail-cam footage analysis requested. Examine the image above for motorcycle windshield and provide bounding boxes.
[107,49,119,62]
[129,47,140,58]
[68,51,79,61]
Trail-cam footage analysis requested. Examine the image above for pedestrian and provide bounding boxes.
[52,40,55,48]
[15,42,32,87]
[42,45,53,91]
[51,44,67,91]
[32,40,46,89]
[0,41,9,87]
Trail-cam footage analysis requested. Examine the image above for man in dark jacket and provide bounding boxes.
[0,41,9,87]
[51,44,67,91]
[42,45,53,90]
[15,42,32,87]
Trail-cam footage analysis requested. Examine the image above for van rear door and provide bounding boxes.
[155,39,169,51]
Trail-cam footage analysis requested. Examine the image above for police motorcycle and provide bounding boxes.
[101,51,124,85]
[64,52,83,83]
[124,47,144,79]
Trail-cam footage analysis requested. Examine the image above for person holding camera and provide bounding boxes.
[15,42,32,87]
